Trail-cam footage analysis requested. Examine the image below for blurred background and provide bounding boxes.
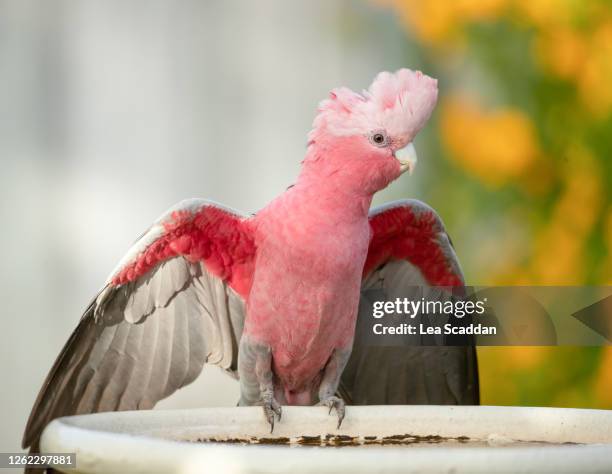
[1,0,611,460]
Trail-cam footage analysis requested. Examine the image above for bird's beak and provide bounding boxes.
[395,142,418,175]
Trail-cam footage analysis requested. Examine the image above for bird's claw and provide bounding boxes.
[262,397,282,433]
[317,396,345,429]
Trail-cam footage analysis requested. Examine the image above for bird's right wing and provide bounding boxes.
[23,199,255,451]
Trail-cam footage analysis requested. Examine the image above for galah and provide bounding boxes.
[23,69,478,452]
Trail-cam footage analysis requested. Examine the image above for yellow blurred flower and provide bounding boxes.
[440,94,539,187]
[531,220,584,284]
[477,347,519,405]
[507,346,550,369]
[478,346,551,405]
[577,22,612,117]
[387,0,612,117]
[606,209,612,250]
[598,208,612,284]
[513,0,574,29]
[385,0,508,45]
[530,145,602,284]
[594,347,612,407]
[535,27,586,80]
[529,12,612,117]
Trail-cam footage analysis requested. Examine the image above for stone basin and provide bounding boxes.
[40,405,612,473]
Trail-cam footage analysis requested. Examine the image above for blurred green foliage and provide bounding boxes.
[382,0,612,408]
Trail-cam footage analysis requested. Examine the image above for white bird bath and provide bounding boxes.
[40,405,612,473]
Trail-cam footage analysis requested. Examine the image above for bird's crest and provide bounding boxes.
[310,69,438,144]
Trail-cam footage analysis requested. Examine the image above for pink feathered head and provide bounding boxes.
[310,69,438,147]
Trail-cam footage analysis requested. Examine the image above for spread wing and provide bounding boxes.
[23,199,255,450]
[340,199,479,405]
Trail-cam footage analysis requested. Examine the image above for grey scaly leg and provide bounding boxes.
[238,336,282,432]
[317,347,352,428]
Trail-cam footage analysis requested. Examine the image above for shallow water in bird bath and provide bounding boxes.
[194,433,579,449]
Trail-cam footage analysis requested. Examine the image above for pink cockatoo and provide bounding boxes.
[23,69,478,451]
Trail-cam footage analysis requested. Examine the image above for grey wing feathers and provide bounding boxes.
[340,200,479,405]
[22,257,245,450]
[340,345,479,405]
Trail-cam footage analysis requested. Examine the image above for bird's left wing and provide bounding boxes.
[340,199,479,405]
[23,199,255,451]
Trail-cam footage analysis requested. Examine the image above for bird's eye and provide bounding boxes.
[369,131,388,147]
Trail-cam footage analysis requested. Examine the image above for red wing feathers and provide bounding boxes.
[364,200,463,286]
[112,202,256,298]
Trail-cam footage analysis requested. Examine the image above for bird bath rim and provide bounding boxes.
[40,405,612,473]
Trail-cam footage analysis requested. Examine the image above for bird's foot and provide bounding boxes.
[261,396,282,433]
[317,396,345,429]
